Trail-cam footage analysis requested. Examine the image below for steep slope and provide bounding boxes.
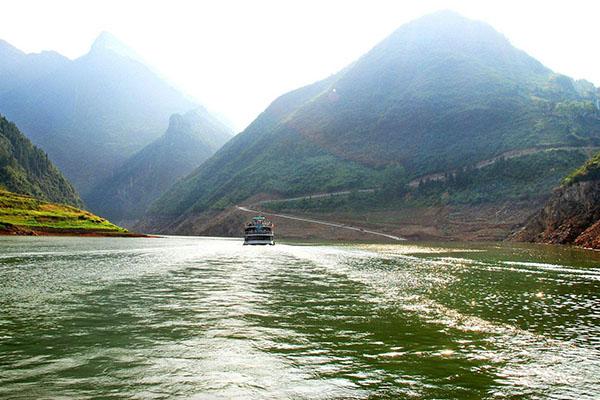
[0,32,196,196]
[0,114,81,206]
[144,11,600,235]
[513,151,600,248]
[87,108,232,224]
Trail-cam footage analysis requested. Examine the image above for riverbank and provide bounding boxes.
[0,222,153,237]
[0,189,150,238]
[136,199,540,243]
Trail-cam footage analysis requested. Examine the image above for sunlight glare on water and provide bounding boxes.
[0,236,599,399]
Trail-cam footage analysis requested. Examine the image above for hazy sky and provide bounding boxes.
[1,0,598,131]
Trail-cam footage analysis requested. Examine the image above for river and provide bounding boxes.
[1,236,599,399]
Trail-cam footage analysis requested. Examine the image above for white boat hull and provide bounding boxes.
[243,239,275,245]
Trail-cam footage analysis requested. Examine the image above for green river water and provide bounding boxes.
[0,236,599,399]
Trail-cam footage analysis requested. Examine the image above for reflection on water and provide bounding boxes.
[0,236,599,399]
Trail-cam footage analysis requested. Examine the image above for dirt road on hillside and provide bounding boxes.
[236,206,405,241]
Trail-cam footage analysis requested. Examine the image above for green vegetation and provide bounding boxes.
[263,150,588,213]
[562,151,600,185]
[0,32,197,196]
[86,109,232,222]
[0,189,126,233]
[514,149,600,247]
[414,150,588,205]
[0,115,82,206]
[263,190,379,214]
[147,11,600,229]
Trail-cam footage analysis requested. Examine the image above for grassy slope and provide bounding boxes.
[148,12,600,225]
[563,151,600,185]
[262,150,589,212]
[0,189,127,234]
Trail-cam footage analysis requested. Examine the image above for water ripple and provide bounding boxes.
[0,236,599,399]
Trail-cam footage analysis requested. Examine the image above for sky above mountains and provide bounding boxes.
[0,0,598,131]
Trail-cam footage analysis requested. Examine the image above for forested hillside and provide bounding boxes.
[0,115,81,206]
[143,11,600,235]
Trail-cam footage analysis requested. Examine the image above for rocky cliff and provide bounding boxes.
[513,171,600,249]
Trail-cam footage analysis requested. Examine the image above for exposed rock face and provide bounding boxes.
[575,220,600,248]
[512,180,600,248]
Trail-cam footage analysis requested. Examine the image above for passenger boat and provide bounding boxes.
[244,216,275,245]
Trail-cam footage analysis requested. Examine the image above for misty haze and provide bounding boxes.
[1,1,599,399]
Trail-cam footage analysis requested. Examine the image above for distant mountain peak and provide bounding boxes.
[0,38,25,58]
[395,9,503,41]
[0,39,68,63]
[87,107,233,222]
[166,113,188,135]
[165,109,212,138]
[143,9,600,236]
[89,31,141,61]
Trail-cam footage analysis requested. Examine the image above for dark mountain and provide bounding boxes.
[0,32,196,196]
[142,11,600,235]
[0,114,81,206]
[513,151,600,249]
[87,108,232,224]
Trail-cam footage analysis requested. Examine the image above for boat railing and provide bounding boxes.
[246,221,273,227]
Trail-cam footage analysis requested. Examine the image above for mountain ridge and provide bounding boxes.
[0,40,70,94]
[0,32,197,197]
[87,108,233,224]
[141,11,600,237]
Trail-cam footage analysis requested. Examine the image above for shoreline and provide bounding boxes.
[1,227,597,251]
[0,223,157,238]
